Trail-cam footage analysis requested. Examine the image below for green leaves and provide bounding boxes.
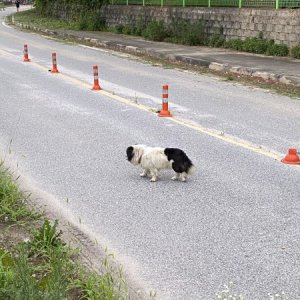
[0,162,36,223]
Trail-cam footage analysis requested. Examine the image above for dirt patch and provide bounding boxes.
[0,223,31,252]
[0,223,30,251]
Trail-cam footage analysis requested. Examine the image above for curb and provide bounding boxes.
[14,22,300,87]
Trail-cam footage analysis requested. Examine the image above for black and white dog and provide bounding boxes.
[126,145,194,182]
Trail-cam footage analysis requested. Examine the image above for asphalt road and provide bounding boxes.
[1,7,300,300]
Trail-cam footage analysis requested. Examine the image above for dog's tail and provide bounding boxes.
[187,164,196,175]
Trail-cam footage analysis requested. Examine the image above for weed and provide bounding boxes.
[115,24,124,34]
[241,37,271,54]
[224,39,244,51]
[266,43,289,56]
[10,245,40,300]
[167,20,206,46]
[29,219,63,256]
[43,247,75,299]
[122,26,132,35]
[78,12,106,31]
[150,290,157,298]
[132,19,146,36]
[73,250,128,300]
[208,27,225,47]
[291,44,300,59]
[0,250,14,298]
[142,21,168,42]
[12,9,106,32]
[226,76,234,81]
[0,162,35,223]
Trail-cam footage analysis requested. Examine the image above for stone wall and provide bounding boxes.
[100,5,300,46]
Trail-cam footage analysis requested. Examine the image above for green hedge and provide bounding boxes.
[224,37,291,57]
[115,21,295,58]
[34,0,105,20]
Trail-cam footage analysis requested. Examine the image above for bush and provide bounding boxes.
[242,37,272,54]
[266,43,289,56]
[78,12,106,31]
[208,35,225,48]
[35,0,105,19]
[224,39,244,51]
[122,26,133,35]
[209,34,225,47]
[183,21,207,45]
[167,20,207,46]
[142,21,168,42]
[224,36,290,58]
[291,44,300,59]
[92,17,106,31]
[114,24,124,34]
[131,19,147,36]
[208,27,225,47]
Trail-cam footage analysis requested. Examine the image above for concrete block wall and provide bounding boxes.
[100,5,300,46]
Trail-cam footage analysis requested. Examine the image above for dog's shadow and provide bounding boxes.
[128,170,195,184]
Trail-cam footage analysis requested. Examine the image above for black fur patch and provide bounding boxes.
[126,146,134,162]
[164,148,193,174]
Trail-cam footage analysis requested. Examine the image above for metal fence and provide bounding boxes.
[109,0,300,9]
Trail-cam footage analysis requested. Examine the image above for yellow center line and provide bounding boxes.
[0,47,286,162]
[170,117,282,160]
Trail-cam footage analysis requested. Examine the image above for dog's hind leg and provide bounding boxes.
[140,169,149,177]
[171,173,180,181]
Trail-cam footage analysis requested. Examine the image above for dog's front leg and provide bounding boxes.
[179,172,187,182]
[150,169,159,182]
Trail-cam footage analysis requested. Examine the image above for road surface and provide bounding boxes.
[1,7,300,300]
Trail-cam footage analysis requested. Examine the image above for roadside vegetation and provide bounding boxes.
[113,20,299,59]
[34,0,106,31]
[0,160,128,300]
[13,7,300,60]
[9,9,300,99]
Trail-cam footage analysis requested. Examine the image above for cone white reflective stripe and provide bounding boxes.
[93,66,99,78]
[162,85,168,103]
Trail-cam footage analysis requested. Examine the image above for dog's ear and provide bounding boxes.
[126,146,134,162]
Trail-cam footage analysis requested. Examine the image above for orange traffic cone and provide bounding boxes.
[23,44,30,62]
[92,65,102,90]
[159,85,172,117]
[51,53,59,73]
[281,148,300,165]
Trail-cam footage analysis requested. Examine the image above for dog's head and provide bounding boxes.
[126,145,146,166]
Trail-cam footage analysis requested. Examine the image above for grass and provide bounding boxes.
[11,9,106,32]
[0,161,129,300]
[10,9,80,31]
[0,160,36,223]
